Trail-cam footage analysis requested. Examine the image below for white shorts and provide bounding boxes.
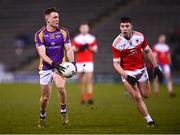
[76,62,94,73]
[39,70,56,85]
[122,67,149,83]
[160,64,170,74]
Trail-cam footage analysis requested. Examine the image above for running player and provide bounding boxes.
[34,7,75,128]
[112,17,162,127]
[72,22,98,104]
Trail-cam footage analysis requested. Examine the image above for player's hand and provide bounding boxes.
[126,75,137,85]
[51,61,66,75]
[153,66,163,80]
[79,44,89,51]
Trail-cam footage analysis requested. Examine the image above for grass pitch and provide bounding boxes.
[0,83,179,134]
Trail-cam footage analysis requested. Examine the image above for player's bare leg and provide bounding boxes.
[164,72,175,97]
[38,85,52,128]
[124,81,154,127]
[153,77,160,96]
[53,73,69,124]
[138,80,151,98]
[86,72,93,104]
[78,73,86,104]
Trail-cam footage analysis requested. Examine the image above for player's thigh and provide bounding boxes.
[39,70,53,97]
[123,81,142,100]
[138,80,151,98]
[53,73,66,89]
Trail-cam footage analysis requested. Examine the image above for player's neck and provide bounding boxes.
[123,31,133,40]
[46,25,57,32]
[81,33,88,36]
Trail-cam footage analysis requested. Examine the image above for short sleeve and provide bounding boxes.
[34,31,44,46]
[72,40,81,48]
[142,36,148,49]
[90,39,97,47]
[112,46,121,62]
[61,28,70,44]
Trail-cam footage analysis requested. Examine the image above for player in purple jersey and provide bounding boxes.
[34,7,75,128]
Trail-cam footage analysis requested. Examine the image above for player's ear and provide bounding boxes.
[45,15,50,23]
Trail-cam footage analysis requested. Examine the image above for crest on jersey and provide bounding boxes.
[129,41,133,46]
[50,33,55,39]
[136,39,139,43]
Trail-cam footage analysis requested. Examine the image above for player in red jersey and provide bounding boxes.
[72,22,98,104]
[153,34,175,97]
[112,17,162,127]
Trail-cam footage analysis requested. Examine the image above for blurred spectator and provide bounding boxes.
[0,63,13,83]
[14,33,31,55]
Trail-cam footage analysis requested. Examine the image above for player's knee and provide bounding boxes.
[142,93,149,99]
[135,97,141,103]
[41,95,50,102]
[58,86,65,93]
[133,94,141,103]
[87,78,93,84]
[142,90,150,98]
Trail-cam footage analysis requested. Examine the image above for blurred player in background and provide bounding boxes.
[153,34,175,97]
[35,7,75,128]
[72,22,98,105]
[112,17,162,127]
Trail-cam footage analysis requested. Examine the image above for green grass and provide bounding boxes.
[0,83,180,134]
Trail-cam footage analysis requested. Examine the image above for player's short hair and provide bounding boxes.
[120,17,132,24]
[80,21,89,26]
[44,7,59,15]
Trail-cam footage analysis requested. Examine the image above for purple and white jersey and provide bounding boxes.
[35,26,70,70]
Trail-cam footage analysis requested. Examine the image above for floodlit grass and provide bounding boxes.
[0,83,179,133]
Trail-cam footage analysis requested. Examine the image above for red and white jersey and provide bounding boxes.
[112,31,148,71]
[153,43,170,65]
[72,33,97,63]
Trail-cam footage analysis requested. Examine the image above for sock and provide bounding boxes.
[144,115,153,123]
[60,104,67,114]
[87,92,92,101]
[81,94,86,101]
[40,111,46,119]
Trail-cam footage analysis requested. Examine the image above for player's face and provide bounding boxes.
[46,12,59,28]
[120,22,133,37]
[79,24,89,35]
[158,35,166,43]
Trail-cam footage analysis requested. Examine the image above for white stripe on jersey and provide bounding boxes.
[73,33,96,44]
[154,43,169,52]
[112,32,145,51]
